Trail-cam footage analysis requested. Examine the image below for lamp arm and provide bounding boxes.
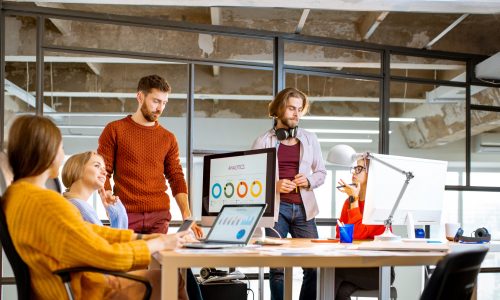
[365,153,415,228]
[384,175,413,228]
[365,152,408,176]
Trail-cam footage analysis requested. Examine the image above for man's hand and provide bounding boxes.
[293,173,310,188]
[277,179,297,193]
[98,188,118,208]
[190,221,203,239]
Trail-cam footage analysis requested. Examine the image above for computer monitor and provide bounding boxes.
[363,153,448,237]
[201,148,276,228]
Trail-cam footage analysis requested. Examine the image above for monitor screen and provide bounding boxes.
[201,148,276,227]
[363,153,448,226]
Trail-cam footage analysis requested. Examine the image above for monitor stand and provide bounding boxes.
[374,227,402,242]
[374,212,415,242]
[253,227,286,245]
[405,212,416,239]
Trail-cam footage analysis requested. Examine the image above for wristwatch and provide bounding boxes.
[348,196,355,203]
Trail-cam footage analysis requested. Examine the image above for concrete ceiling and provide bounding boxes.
[3,0,500,150]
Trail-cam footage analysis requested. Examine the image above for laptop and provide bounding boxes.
[184,204,266,249]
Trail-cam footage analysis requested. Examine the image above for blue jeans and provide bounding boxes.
[266,202,319,300]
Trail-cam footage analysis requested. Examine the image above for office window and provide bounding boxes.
[315,170,333,218]
[462,190,500,239]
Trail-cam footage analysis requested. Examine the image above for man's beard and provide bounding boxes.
[140,103,160,122]
[280,116,298,129]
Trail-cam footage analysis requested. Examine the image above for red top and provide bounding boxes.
[97,116,187,213]
[278,143,302,204]
[336,199,387,239]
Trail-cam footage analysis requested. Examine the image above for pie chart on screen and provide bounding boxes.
[236,229,246,240]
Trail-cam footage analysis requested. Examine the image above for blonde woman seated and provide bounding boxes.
[2,115,190,300]
[62,151,128,229]
[62,151,204,300]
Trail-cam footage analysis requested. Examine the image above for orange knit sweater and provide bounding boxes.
[3,181,150,300]
[98,116,188,213]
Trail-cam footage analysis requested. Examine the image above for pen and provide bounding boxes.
[336,183,357,189]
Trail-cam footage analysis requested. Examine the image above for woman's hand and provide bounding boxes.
[98,188,119,208]
[146,231,190,253]
[337,179,360,209]
[337,179,360,198]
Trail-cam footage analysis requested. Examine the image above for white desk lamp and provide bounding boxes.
[327,145,415,242]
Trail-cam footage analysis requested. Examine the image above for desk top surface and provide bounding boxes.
[154,239,448,269]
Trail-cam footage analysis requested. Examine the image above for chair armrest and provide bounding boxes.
[53,267,152,300]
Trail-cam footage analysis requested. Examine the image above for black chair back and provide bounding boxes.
[0,204,32,300]
[420,247,488,300]
[46,178,63,194]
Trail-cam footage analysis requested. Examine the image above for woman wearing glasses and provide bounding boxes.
[334,157,395,300]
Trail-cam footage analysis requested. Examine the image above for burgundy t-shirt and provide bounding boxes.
[278,142,303,204]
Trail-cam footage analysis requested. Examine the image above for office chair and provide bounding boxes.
[420,247,488,300]
[46,177,63,193]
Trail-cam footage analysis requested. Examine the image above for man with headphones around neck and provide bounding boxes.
[252,87,327,300]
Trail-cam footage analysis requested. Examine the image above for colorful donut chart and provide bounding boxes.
[250,180,263,198]
[211,183,222,199]
[236,181,249,198]
[224,182,235,198]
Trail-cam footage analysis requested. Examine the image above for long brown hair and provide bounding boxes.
[268,87,309,119]
[7,115,62,181]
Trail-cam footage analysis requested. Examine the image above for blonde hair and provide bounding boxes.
[268,87,309,119]
[62,151,102,191]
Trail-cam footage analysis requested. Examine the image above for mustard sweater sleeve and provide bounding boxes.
[54,197,150,270]
[13,186,150,271]
[89,223,135,243]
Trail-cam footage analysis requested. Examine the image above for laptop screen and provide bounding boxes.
[205,204,266,244]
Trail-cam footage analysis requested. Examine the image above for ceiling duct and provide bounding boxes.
[474,133,500,153]
[476,52,500,81]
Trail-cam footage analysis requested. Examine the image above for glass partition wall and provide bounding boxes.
[2,3,499,299]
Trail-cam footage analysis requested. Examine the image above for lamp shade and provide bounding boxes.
[327,144,358,166]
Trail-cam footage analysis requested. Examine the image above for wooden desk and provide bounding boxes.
[152,239,446,300]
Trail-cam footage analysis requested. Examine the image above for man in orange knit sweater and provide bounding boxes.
[98,74,202,238]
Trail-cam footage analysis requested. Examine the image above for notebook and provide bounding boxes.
[184,204,266,249]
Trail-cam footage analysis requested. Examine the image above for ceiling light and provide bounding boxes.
[305,128,391,134]
[45,113,129,117]
[302,116,415,122]
[58,125,105,129]
[318,138,373,143]
[62,135,100,139]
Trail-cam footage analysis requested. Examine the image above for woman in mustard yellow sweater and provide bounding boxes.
[2,115,190,300]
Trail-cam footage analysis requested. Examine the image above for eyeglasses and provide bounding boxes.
[350,165,366,174]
